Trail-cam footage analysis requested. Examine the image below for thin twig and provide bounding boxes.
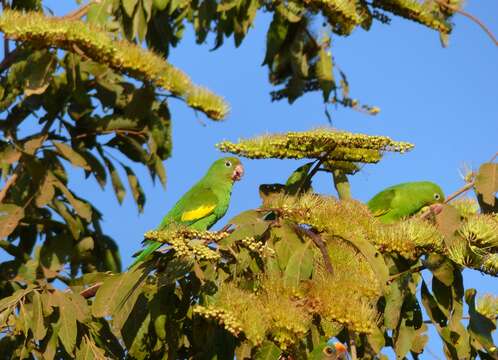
[74,129,147,139]
[292,224,334,275]
[433,0,497,46]
[58,0,100,21]
[444,181,475,203]
[296,143,337,195]
[387,264,426,285]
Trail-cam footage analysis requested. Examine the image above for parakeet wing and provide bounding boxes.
[161,186,219,228]
[367,188,396,217]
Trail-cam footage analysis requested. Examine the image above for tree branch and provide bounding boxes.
[296,143,337,195]
[433,0,497,46]
[292,224,334,275]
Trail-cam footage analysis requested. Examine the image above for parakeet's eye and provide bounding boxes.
[323,346,334,355]
[434,193,441,200]
[225,161,232,167]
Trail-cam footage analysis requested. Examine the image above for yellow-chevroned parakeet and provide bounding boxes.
[130,157,244,267]
[309,340,348,359]
[367,181,445,224]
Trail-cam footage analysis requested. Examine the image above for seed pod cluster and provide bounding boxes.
[0,10,229,120]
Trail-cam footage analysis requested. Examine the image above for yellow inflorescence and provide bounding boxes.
[372,0,453,33]
[0,10,229,120]
[458,215,498,248]
[144,230,220,261]
[300,0,365,35]
[452,197,480,219]
[307,265,378,334]
[476,294,498,321]
[193,306,244,337]
[371,218,444,259]
[237,236,276,257]
[481,254,498,276]
[217,129,413,164]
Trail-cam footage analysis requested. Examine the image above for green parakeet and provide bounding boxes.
[367,181,445,224]
[130,157,244,267]
[309,340,348,360]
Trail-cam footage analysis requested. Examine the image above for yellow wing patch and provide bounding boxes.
[181,204,216,221]
[372,208,390,217]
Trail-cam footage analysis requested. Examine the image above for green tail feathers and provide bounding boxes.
[129,241,162,269]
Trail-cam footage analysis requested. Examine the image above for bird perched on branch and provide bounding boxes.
[130,157,244,267]
[308,340,348,359]
[367,181,445,224]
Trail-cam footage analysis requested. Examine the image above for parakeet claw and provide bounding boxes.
[232,164,244,181]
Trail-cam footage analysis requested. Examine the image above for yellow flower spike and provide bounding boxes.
[0,10,229,120]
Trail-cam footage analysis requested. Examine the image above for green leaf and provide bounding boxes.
[153,0,169,10]
[35,172,56,207]
[475,163,498,207]
[254,341,281,359]
[0,143,21,165]
[80,151,107,189]
[31,291,47,341]
[316,46,334,101]
[0,286,34,313]
[53,178,92,221]
[51,199,83,239]
[263,13,289,66]
[424,254,454,287]
[55,296,77,355]
[123,165,146,212]
[87,0,113,24]
[465,289,496,353]
[107,136,149,163]
[23,50,55,97]
[100,154,126,204]
[0,203,25,238]
[52,141,90,170]
[283,239,313,288]
[133,2,148,42]
[92,268,144,318]
[435,204,462,247]
[123,0,138,17]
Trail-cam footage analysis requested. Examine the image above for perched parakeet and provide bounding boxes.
[309,340,348,360]
[130,157,244,267]
[367,181,445,224]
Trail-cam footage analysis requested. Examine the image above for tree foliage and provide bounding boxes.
[0,0,496,359]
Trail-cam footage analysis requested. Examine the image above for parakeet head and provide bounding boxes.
[206,157,244,182]
[421,181,445,205]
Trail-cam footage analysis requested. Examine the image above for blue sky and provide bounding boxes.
[4,0,498,358]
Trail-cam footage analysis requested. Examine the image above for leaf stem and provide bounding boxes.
[292,224,334,275]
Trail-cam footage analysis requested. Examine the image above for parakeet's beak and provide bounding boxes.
[430,203,444,215]
[334,342,348,354]
[231,164,244,181]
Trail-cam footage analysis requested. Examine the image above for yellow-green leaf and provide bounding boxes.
[52,141,90,170]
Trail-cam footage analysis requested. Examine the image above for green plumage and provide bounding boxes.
[130,157,243,267]
[367,181,445,224]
